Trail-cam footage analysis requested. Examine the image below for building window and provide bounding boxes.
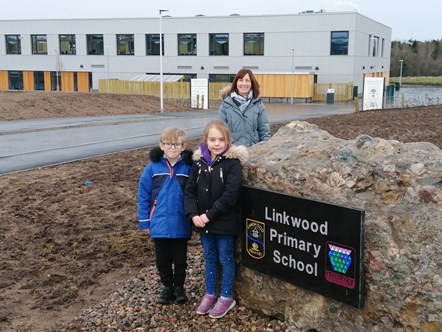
[209,33,229,56]
[6,35,21,54]
[178,34,196,56]
[330,31,348,55]
[34,71,45,90]
[146,34,163,55]
[8,71,23,90]
[117,34,134,55]
[371,36,379,57]
[87,34,104,55]
[59,34,76,55]
[381,38,385,57]
[244,33,264,56]
[50,72,60,91]
[31,34,48,55]
[209,74,235,83]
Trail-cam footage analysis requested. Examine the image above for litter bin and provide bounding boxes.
[353,86,358,100]
[326,88,335,104]
[386,84,395,98]
[395,82,401,91]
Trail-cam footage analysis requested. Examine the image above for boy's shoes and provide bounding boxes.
[173,286,188,304]
[208,297,236,319]
[156,287,175,304]
[196,294,218,314]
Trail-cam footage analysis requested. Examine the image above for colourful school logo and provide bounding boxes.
[246,219,265,259]
[325,242,356,289]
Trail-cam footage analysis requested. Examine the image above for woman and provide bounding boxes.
[218,69,271,147]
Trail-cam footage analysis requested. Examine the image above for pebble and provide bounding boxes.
[62,240,298,331]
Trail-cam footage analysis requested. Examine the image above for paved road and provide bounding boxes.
[0,102,354,175]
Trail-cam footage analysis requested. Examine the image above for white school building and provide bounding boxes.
[0,11,391,99]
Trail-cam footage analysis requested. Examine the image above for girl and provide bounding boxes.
[184,119,248,319]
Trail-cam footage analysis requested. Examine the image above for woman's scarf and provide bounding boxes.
[231,90,253,113]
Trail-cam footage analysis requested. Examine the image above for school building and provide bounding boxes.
[0,11,391,100]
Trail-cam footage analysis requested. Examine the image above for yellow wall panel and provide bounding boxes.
[44,71,52,91]
[77,72,90,92]
[0,71,8,90]
[61,72,74,92]
[255,74,314,99]
[23,71,34,91]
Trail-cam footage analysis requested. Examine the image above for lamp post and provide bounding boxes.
[398,59,404,88]
[159,9,169,113]
[106,46,110,93]
[290,48,295,104]
[54,49,59,91]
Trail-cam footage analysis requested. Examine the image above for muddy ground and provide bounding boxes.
[0,91,440,331]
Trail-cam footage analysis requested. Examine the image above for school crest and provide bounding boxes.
[246,219,265,259]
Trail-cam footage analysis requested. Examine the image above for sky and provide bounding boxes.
[0,0,438,41]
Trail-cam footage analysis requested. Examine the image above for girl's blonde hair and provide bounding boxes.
[203,120,232,146]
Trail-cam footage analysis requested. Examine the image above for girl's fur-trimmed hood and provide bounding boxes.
[149,146,193,165]
[192,144,249,164]
[219,85,231,99]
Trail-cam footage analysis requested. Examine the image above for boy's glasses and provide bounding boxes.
[162,142,183,149]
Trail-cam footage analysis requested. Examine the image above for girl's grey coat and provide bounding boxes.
[218,95,271,147]
[184,145,248,236]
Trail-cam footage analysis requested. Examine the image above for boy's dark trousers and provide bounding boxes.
[154,238,189,288]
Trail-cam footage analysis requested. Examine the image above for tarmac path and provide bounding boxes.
[0,103,354,175]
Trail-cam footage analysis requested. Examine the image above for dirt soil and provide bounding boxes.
[0,91,441,331]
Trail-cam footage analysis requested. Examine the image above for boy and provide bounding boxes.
[138,127,193,304]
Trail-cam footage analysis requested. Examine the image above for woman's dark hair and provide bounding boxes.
[229,69,261,98]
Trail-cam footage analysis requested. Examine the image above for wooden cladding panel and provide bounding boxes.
[44,72,52,91]
[61,72,74,92]
[255,74,314,98]
[23,71,34,91]
[0,71,8,90]
[77,72,90,92]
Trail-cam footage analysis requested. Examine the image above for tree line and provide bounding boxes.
[390,39,442,77]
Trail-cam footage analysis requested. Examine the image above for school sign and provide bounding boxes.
[241,186,365,308]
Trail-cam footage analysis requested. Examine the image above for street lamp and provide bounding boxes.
[54,49,59,91]
[106,46,110,93]
[159,9,169,113]
[290,48,295,104]
[398,59,404,88]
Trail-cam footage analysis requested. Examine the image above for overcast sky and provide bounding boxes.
[0,0,438,41]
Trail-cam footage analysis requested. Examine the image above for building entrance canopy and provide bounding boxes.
[130,74,184,82]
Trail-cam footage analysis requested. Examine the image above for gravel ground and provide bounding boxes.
[62,238,297,332]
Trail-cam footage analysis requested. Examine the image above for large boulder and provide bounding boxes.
[237,121,441,331]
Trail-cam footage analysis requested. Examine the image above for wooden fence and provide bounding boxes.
[98,78,354,103]
[314,83,354,102]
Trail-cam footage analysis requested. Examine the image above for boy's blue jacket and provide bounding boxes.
[137,147,193,238]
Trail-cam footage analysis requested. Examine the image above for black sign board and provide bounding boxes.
[241,186,365,308]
